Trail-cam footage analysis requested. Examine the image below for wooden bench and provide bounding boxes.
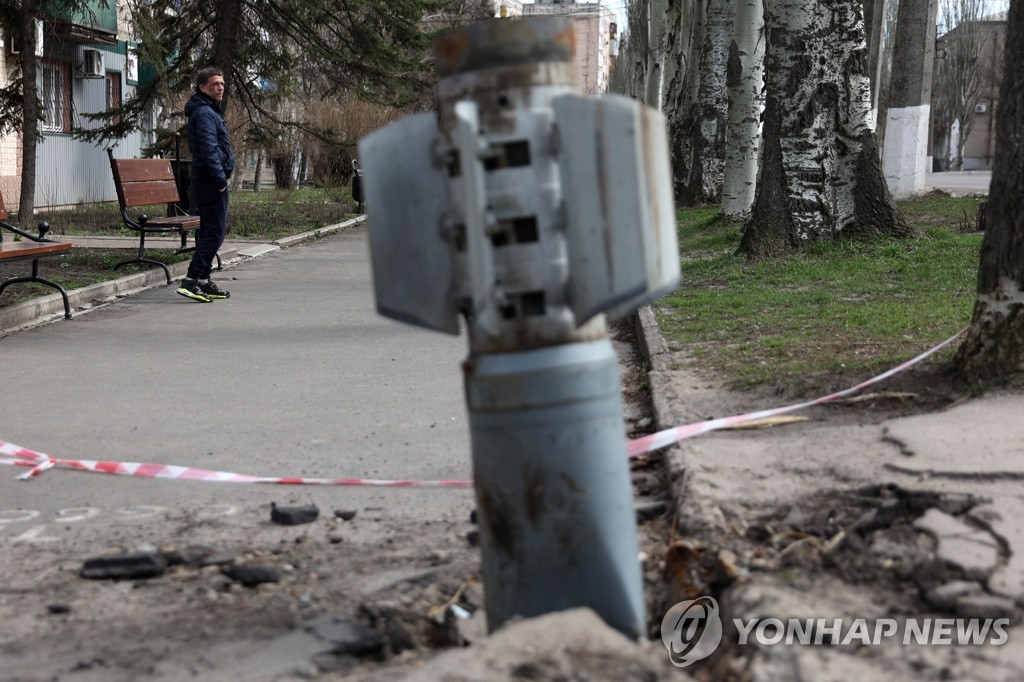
[107,149,219,285]
[0,190,73,319]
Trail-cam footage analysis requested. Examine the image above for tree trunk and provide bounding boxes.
[663,0,705,200]
[646,0,669,108]
[678,0,734,206]
[253,149,263,192]
[883,0,937,197]
[271,153,297,190]
[721,0,765,218]
[212,0,243,102]
[953,0,1024,384]
[739,0,910,258]
[863,0,886,126]
[18,0,39,223]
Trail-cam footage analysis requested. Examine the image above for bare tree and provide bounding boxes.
[674,0,734,205]
[608,0,649,99]
[932,0,986,170]
[872,0,900,144]
[645,0,668,108]
[661,0,703,189]
[953,0,1024,383]
[720,0,765,218]
[739,0,909,258]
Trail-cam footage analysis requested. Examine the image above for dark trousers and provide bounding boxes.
[187,180,229,280]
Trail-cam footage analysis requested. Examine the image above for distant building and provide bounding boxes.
[495,1,525,18]
[495,1,617,94]
[930,13,1006,171]
[0,0,152,210]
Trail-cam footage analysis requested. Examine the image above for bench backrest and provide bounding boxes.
[109,155,182,209]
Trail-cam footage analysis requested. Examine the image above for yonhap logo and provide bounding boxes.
[660,596,724,667]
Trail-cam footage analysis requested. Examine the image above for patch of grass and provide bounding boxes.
[41,187,357,242]
[655,194,984,392]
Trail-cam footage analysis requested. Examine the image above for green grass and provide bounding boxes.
[654,195,987,390]
[41,186,358,242]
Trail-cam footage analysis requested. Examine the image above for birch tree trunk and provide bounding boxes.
[721,0,765,218]
[646,0,669,108]
[662,0,704,201]
[739,0,910,258]
[954,0,1024,383]
[677,0,733,205]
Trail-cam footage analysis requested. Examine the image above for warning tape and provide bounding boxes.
[1,328,967,487]
[0,440,472,487]
[626,327,968,458]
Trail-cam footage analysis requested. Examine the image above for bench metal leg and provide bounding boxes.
[115,257,172,285]
[117,230,172,285]
[0,269,72,319]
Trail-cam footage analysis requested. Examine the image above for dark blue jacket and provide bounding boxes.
[185,91,234,189]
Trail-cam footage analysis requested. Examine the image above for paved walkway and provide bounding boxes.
[1,221,471,531]
[0,217,364,335]
[926,170,992,195]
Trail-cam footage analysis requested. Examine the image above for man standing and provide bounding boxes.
[177,67,235,302]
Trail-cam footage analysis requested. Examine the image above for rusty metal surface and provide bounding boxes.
[434,17,575,77]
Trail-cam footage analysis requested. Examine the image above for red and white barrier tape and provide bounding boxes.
[626,327,967,458]
[1,328,967,487]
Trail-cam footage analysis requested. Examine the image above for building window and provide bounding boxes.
[41,60,71,133]
[106,71,122,126]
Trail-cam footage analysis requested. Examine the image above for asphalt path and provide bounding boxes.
[0,228,474,542]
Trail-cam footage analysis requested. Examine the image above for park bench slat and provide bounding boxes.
[120,180,184,207]
[0,241,72,260]
[107,148,220,284]
[0,190,73,319]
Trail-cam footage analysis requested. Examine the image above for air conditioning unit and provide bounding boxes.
[79,48,104,79]
[974,103,989,114]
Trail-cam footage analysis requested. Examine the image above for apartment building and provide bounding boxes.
[0,0,151,210]
[495,1,617,95]
[930,13,1006,171]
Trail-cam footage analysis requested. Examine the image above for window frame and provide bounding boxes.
[40,59,72,134]
[105,70,122,126]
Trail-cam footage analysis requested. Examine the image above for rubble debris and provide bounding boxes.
[923,580,983,610]
[635,499,668,522]
[307,614,387,657]
[465,530,479,547]
[271,503,320,526]
[360,601,419,654]
[160,546,237,568]
[334,509,358,521]
[80,552,168,580]
[913,508,1001,580]
[954,594,1022,622]
[47,603,71,615]
[222,565,281,587]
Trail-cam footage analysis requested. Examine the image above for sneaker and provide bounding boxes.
[198,279,231,299]
[177,277,211,302]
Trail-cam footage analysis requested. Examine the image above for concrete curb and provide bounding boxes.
[633,306,730,538]
[0,215,367,337]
